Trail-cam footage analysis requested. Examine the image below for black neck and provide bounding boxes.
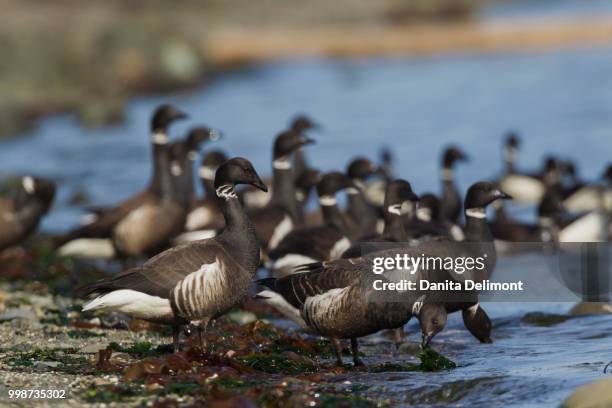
[347,188,371,218]
[184,154,196,203]
[271,164,300,223]
[149,131,167,195]
[464,208,493,242]
[321,201,347,232]
[217,188,260,272]
[156,141,179,201]
[382,212,407,241]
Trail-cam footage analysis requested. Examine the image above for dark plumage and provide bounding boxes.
[0,176,55,251]
[267,172,355,277]
[248,130,314,253]
[344,157,383,239]
[55,104,187,246]
[439,146,468,223]
[78,157,267,352]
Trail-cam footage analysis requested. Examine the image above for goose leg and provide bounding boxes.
[351,338,364,367]
[331,338,344,366]
[393,327,405,352]
[196,319,210,351]
[172,325,181,353]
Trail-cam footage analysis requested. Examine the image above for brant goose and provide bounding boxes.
[416,193,464,241]
[59,116,187,259]
[0,176,56,251]
[174,150,229,243]
[362,147,394,208]
[267,171,355,277]
[78,157,267,351]
[344,157,383,239]
[290,114,320,182]
[498,134,560,204]
[258,269,446,366]
[559,161,611,213]
[295,182,508,347]
[538,189,608,242]
[56,104,187,246]
[240,116,319,210]
[439,146,468,223]
[341,179,418,259]
[248,130,314,253]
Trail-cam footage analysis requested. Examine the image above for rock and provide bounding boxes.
[34,361,62,369]
[562,378,612,408]
[0,308,37,322]
[227,311,257,325]
[79,343,108,354]
[569,302,612,316]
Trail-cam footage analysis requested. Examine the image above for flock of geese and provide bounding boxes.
[1,104,611,367]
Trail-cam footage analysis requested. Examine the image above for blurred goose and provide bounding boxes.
[341,179,417,259]
[497,134,561,204]
[59,120,187,259]
[173,150,228,244]
[417,193,464,241]
[490,200,550,254]
[361,147,393,208]
[56,104,187,246]
[559,161,610,213]
[439,146,468,223]
[0,176,55,251]
[78,157,267,351]
[248,130,314,253]
[267,172,355,277]
[538,189,608,243]
[295,168,323,226]
[344,157,383,238]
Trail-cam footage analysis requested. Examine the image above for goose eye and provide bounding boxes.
[432,319,438,325]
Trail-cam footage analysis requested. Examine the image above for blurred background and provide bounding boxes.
[1,0,612,232]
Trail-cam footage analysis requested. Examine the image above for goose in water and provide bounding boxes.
[78,157,267,351]
[0,176,56,251]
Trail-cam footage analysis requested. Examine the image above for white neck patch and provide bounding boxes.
[387,204,402,216]
[22,176,35,194]
[412,295,426,315]
[171,162,182,176]
[465,207,486,219]
[417,207,432,222]
[151,132,168,145]
[441,168,454,181]
[467,303,480,317]
[319,195,337,206]
[216,185,237,200]
[199,166,216,181]
[295,190,306,202]
[346,187,360,195]
[188,151,198,161]
[273,158,291,170]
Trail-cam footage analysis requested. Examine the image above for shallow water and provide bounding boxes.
[2,30,612,408]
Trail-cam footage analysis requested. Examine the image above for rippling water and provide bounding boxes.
[1,36,612,407]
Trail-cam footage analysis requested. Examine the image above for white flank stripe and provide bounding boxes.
[22,176,35,194]
[330,237,351,259]
[271,254,317,277]
[58,238,115,259]
[257,290,307,328]
[269,216,293,249]
[82,289,173,320]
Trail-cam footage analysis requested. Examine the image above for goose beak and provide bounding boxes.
[251,175,268,192]
[174,111,188,121]
[299,137,316,147]
[421,332,434,349]
[495,189,512,200]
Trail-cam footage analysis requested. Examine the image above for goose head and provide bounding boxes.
[185,127,223,154]
[199,150,228,182]
[316,171,356,200]
[273,130,315,161]
[290,115,321,133]
[347,157,382,184]
[151,104,188,133]
[419,303,448,349]
[442,145,469,169]
[214,157,267,192]
[295,168,321,203]
[464,181,512,212]
[384,179,418,216]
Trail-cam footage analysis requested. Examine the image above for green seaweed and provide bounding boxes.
[0,347,87,374]
[239,353,317,374]
[67,329,104,339]
[417,348,457,371]
[107,341,167,357]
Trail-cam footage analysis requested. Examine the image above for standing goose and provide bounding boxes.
[267,172,355,277]
[489,200,550,254]
[78,157,267,351]
[559,161,611,213]
[0,176,56,251]
[295,182,509,348]
[248,130,314,253]
[439,146,468,223]
[258,258,447,366]
[59,117,187,259]
[416,193,464,241]
[344,157,383,239]
[341,179,417,259]
[240,116,319,210]
[56,104,187,247]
